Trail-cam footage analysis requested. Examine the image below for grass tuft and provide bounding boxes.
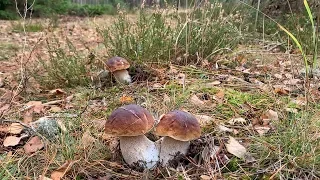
[98,3,243,65]
[31,38,94,89]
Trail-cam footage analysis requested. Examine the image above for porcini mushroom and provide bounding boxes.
[155,110,201,165]
[104,104,159,169]
[105,56,131,84]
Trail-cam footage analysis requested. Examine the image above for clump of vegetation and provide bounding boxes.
[98,10,175,64]
[68,4,117,16]
[0,0,120,20]
[99,2,243,65]
[251,110,320,178]
[31,38,93,88]
[0,0,18,20]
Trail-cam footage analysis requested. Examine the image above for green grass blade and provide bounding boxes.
[277,24,304,54]
[304,0,318,69]
[278,24,309,73]
[304,0,314,27]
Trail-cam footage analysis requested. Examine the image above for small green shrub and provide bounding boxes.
[32,0,71,17]
[0,10,18,20]
[0,0,119,19]
[68,4,116,17]
[98,10,175,64]
[32,38,92,88]
[99,2,243,65]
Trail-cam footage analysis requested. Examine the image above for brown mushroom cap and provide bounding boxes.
[155,110,201,141]
[105,104,155,136]
[105,56,130,72]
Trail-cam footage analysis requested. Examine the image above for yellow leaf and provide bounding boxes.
[119,95,133,103]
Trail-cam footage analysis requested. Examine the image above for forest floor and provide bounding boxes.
[0,10,320,180]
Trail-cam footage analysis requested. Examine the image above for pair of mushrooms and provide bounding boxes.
[104,104,201,169]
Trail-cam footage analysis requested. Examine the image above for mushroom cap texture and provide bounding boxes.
[155,110,201,141]
[105,104,155,136]
[106,56,130,72]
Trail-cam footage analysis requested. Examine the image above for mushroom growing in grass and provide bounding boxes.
[105,56,132,84]
[155,110,201,165]
[104,104,159,169]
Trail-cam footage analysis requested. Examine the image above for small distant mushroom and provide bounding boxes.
[105,56,132,84]
[104,104,159,169]
[155,110,201,165]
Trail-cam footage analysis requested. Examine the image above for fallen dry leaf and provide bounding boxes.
[152,83,163,89]
[200,175,211,180]
[119,95,134,104]
[65,95,74,102]
[212,90,225,104]
[33,104,45,114]
[26,101,45,114]
[81,130,96,149]
[194,114,214,127]
[92,120,106,130]
[190,94,205,106]
[50,106,62,112]
[263,110,279,121]
[274,88,289,95]
[49,89,66,96]
[38,175,53,180]
[228,117,247,125]
[205,81,221,87]
[51,160,74,180]
[23,110,33,123]
[283,79,300,85]
[215,90,225,99]
[26,101,42,107]
[273,85,291,95]
[225,136,247,159]
[218,124,233,132]
[3,136,22,147]
[254,126,270,135]
[24,136,44,154]
[274,74,283,79]
[8,123,24,134]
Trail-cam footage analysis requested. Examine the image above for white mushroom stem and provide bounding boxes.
[119,135,159,169]
[113,69,132,84]
[158,136,190,165]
